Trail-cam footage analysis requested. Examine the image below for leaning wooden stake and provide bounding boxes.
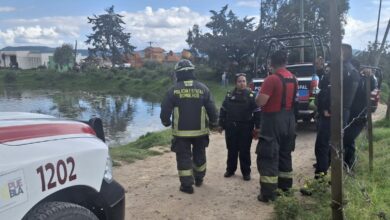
[366,73,374,172]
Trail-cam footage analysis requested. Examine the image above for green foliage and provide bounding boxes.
[187,5,256,73]
[3,71,17,83]
[274,177,332,220]
[110,129,171,163]
[85,5,135,65]
[259,0,349,45]
[344,120,390,219]
[274,191,300,220]
[53,44,74,70]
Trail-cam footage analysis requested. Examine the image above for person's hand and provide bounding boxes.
[324,110,331,117]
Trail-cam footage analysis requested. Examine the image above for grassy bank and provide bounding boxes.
[274,119,390,220]
[110,129,172,164]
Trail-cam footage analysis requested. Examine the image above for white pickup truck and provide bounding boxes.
[0,112,125,220]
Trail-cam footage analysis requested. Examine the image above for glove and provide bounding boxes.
[162,121,171,127]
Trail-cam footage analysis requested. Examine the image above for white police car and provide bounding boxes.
[0,112,125,220]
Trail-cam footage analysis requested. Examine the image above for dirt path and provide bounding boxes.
[113,104,386,220]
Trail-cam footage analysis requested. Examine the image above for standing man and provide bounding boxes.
[218,73,260,181]
[160,59,218,194]
[255,50,297,202]
[222,71,227,87]
[344,66,377,170]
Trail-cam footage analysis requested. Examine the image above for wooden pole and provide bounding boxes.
[366,73,374,172]
[329,0,344,219]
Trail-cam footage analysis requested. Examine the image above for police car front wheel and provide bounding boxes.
[24,201,98,220]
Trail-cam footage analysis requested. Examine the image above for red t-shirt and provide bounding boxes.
[259,68,297,113]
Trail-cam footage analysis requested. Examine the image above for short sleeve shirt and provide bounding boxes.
[259,68,297,112]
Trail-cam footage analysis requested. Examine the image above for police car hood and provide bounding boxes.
[0,112,96,145]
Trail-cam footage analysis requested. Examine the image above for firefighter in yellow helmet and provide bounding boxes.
[160,59,218,194]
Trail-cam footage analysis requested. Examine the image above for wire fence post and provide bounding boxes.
[329,0,344,219]
[366,73,374,172]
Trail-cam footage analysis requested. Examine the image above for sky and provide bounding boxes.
[0,0,389,52]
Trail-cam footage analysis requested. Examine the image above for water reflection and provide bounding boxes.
[0,86,164,146]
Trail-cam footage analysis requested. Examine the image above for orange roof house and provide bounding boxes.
[144,47,165,63]
[165,50,180,63]
[125,52,143,68]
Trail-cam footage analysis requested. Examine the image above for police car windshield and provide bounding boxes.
[286,65,315,77]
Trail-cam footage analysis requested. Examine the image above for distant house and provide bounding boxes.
[0,46,88,70]
[144,47,165,63]
[0,50,52,69]
[125,52,143,68]
[165,50,180,63]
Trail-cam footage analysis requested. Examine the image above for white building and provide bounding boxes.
[0,51,53,69]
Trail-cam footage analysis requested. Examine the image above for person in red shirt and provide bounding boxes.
[255,50,298,202]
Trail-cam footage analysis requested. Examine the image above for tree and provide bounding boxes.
[187,5,256,73]
[53,44,74,70]
[85,6,135,66]
[259,0,349,45]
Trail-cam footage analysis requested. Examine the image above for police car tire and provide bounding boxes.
[24,201,98,220]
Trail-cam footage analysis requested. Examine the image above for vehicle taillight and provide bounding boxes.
[310,74,319,97]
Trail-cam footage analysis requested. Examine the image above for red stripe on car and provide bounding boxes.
[0,123,96,143]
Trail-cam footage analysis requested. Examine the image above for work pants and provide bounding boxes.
[225,122,253,175]
[256,110,296,199]
[172,136,209,186]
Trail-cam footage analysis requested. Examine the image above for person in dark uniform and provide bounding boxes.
[313,64,331,179]
[344,65,377,170]
[218,73,260,181]
[342,44,360,126]
[160,59,218,194]
[255,50,298,202]
[301,44,362,195]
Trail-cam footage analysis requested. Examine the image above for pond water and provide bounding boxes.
[0,86,165,146]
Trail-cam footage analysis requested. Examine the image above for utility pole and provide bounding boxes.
[374,19,390,67]
[375,0,383,47]
[329,0,344,219]
[147,41,154,48]
[300,0,305,62]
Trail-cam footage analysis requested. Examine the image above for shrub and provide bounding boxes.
[4,71,17,83]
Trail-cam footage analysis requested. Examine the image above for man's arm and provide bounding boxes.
[204,90,218,128]
[256,94,270,107]
[160,88,174,127]
[255,76,273,107]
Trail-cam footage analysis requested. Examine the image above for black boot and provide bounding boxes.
[180,185,194,194]
[224,171,235,178]
[243,174,251,181]
[195,178,203,187]
[257,194,275,203]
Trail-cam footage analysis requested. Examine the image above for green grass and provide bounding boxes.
[110,129,172,164]
[274,119,390,220]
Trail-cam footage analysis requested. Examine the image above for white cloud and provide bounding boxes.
[343,15,389,50]
[0,6,209,51]
[0,26,63,46]
[121,6,210,51]
[236,0,261,8]
[0,6,15,12]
